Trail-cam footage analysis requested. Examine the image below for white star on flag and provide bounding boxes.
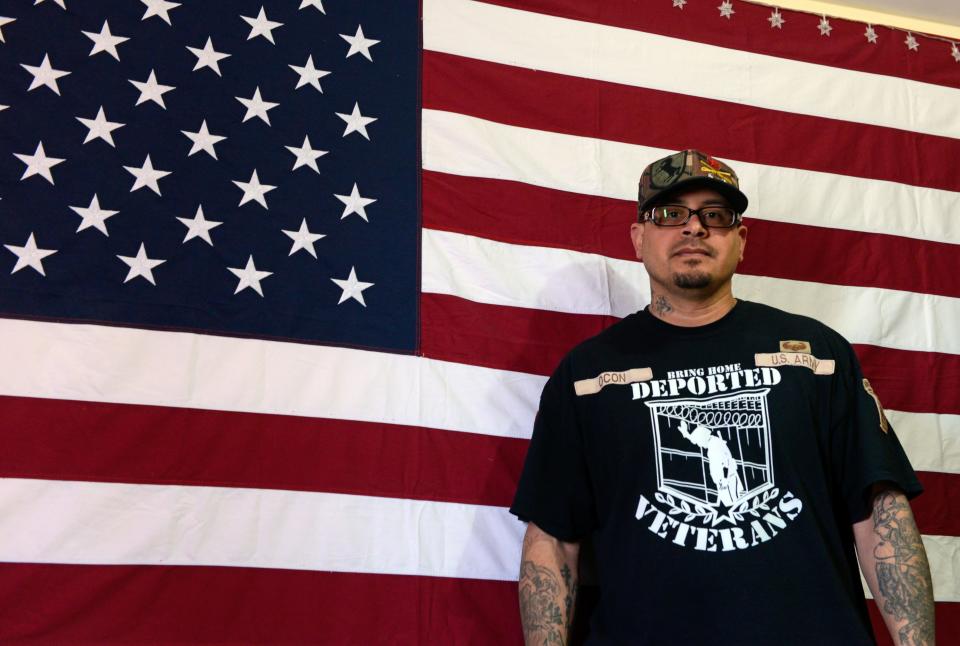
[77,106,125,147]
[672,0,687,9]
[5,232,56,276]
[865,25,878,44]
[117,243,166,285]
[130,70,175,109]
[236,87,278,125]
[289,55,331,93]
[233,170,276,209]
[952,43,960,63]
[82,20,129,60]
[21,53,70,95]
[718,1,734,19]
[228,255,272,296]
[124,155,171,195]
[70,194,118,236]
[35,0,66,8]
[242,6,283,44]
[181,120,226,159]
[336,102,376,139]
[335,183,376,221]
[300,0,324,13]
[0,16,16,43]
[905,33,919,51]
[283,219,325,257]
[340,25,380,61]
[187,37,231,76]
[768,10,785,29]
[331,267,373,306]
[141,0,180,25]
[177,205,222,245]
[286,135,327,173]
[14,141,65,184]
[818,17,832,36]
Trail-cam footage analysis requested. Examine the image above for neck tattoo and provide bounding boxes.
[653,295,673,317]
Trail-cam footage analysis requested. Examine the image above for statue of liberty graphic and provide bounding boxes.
[677,420,744,506]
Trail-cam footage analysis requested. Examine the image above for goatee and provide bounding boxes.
[673,271,711,289]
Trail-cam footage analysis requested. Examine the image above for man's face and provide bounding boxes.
[629,186,748,296]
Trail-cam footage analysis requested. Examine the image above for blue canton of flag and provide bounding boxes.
[0,0,419,352]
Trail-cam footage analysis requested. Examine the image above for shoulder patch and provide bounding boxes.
[574,368,652,396]
[862,378,890,433]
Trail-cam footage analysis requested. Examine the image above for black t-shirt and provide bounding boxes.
[511,300,922,645]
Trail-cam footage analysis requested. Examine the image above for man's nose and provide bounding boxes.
[682,213,708,237]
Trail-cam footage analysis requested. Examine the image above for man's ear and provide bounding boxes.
[630,222,644,261]
[737,222,748,262]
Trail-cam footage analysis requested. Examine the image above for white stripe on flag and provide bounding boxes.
[423,0,960,140]
[0,478,524,581]
[422,228,960,356]
[887,410,960,476]
[422,109,960,246]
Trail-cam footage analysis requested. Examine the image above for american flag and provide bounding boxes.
[0,0,957,643]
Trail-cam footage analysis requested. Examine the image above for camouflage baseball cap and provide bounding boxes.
[638,149,748,217]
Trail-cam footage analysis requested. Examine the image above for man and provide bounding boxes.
[510,149,934,645]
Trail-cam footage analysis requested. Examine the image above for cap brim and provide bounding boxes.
[640,177,749,214]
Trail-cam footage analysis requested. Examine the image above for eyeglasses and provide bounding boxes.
[642,205,741,228]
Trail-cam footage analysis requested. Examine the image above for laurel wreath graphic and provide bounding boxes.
[655,488,780,527]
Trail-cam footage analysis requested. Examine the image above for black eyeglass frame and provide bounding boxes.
[640,205,743,229]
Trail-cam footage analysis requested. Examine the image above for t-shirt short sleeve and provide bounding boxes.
[510,357,596,542]
[830,337,923,522]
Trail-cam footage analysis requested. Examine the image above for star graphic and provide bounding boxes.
[282,218,325,257]
[14,141,65,184]
[232,169,276,209]
[241,6,283,44]
[177,205,222,245]
[117,243,165,285]
[717,1,734,19]
[82,20,129,60]
[767,9,785,29]
[228,255,272,296]
[141,0,180,25]
[817,17,832,36]
[182,120,226,159]
[236,87,278,125]
[70,194,118,236]
[21,53,70,95]
[672,0,687,8]
[130,69,175,109]
[0,16,16,43]
[34,0,66,8]
[336,102,376,140]
[864,25,878,44]
[289,55,331,93]
[335,183,376,221]
[5,232,56,276]
[952,43,960,63]
[76,106,125,147]
[187,37,230,76]
[340,25,379,61]
[331,267,373,306]
[300,0,325,13]
[905,32,919,52]
[124,154,171,195]
[286,135,327,174]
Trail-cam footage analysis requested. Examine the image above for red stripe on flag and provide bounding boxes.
[423,171,960,299]
[911,471,960,537]
[0,395,527,508]
[0,563,523,645]
[422,293,960,417]
[423,51,960,194]
[476,1,960,90]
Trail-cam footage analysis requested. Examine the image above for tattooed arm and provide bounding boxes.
[853,485,935,646]
[519,522,579,646]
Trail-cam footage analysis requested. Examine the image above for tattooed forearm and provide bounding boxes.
[519,561,576,645]
[653,294,673,317]
[872,491,935,645]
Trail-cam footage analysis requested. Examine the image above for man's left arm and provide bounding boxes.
[853,484,935,646]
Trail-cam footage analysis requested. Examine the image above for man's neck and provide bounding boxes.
[648,287,737,328]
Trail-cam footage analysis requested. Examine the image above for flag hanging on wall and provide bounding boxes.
[0,0,957,643]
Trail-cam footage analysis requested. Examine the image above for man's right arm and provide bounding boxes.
[519,521,580,646]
